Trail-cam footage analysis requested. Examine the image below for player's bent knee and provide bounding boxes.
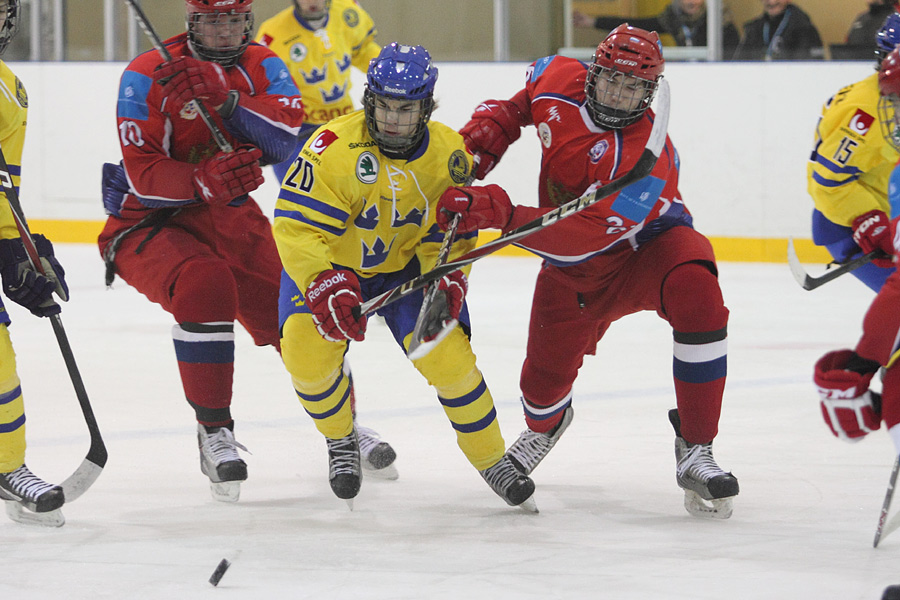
[410,328,478,389]
[170,258,238,323]
[661,262,728,330]
[281,313,346,391]
[520,357,576,405]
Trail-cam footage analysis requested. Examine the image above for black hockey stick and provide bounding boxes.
[786,237,881,291]
[123,0,234,153]
[352,78,671,319]
[874,456,900,548]
[406,155,480,360]
[0,147,106,503]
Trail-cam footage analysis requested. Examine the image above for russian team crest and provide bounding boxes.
[538,122,552,148]
[179,99,200,121]
[356,152,379,183]
[448,150,469,184]
[589,140,608,163]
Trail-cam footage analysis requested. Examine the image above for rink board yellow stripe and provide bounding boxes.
[27,219,834,264]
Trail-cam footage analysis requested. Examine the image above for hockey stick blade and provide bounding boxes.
[0,148,107,502]
[123,0,233,153]
[354,79,670,319]
[786,237,880,291]
[874,456,900,548]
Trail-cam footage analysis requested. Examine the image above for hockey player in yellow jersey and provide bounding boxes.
[0,0,69,526]
[274,43,536,509]
[256,0,380,183]
[807,13,900,292]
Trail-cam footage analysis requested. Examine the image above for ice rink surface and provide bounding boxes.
[2,244,898,599]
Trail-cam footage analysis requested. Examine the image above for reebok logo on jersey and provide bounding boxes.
[848,109,875,136]
[307,272,348,302]
[309,130,338,154]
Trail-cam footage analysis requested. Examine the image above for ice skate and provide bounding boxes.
[669,409,739,519]
[480,455,538,512]
[0,464,65,527]
[326,429,362,509]
[508,406,574,475]
[356,422,398,480]
[198,424,248,503]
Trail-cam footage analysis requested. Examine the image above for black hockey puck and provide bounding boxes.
[208,558,231,587]
[883,584,900,600]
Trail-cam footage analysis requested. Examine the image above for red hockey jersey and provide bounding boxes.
[504,55,691,266]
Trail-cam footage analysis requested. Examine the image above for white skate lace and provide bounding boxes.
[202,428,248,466]
[507,429,554,472]
[355,425,384,459]
[677,443,725,483]
[326,434,360,477]
[481,457,519,497]
[1,465,55,501]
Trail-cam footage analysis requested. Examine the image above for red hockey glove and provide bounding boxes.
[852,210,895,268]
[306,269,367,342]
[155,56,231,112]
[193,146,264,205]
[437,184,514,234]
[814,349,882,441]
[459,100,525,179]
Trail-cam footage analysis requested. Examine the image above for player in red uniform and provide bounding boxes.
[813,46,900,459]
[438,24,739,519]
[98,0,395,502]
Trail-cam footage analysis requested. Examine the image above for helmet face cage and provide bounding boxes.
[293,0,331,21]
[363,43,437,155]
[186,1,253,68]
[0,0,19,56]
[876,12,900,66]
[878,94,900,153]
[585,63,659,130]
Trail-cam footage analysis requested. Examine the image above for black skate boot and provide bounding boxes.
[480,455,538,512]
[198,423,248,502]
[355,420,398,480]
[0,464,65,526]
[326,429,362,508]
[508,406,574,475]
[669,408,739,519]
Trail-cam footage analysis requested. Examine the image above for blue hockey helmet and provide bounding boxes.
[363,43,438,156]
[876,12,900,66]
[0,0,19,56]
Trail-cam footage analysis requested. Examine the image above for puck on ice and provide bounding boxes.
[208,558,231,587]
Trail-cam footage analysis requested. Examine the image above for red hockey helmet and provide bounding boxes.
[879,46,900,152]
[585,24,664,130]
[185,0,253,68]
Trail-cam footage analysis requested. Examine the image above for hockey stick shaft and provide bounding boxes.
[0,148,106,502]
[123,0,234,153]
[786,237,880,291]
[406,156,480,359]
[874,456,900,548]
[353,78,671,319]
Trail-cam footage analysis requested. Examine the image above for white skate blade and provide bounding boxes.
[4,501,65,527]
[344,498,355,511]
[362,462,399,481]
[407,319,457,360]
[209,481,241,503]
[518,496,539,514]
[683,490,733,520]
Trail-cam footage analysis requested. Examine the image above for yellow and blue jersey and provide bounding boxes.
[273,110,474,296]
[0,60,27,326]
[807,73,899,226]
[256,0,380,127]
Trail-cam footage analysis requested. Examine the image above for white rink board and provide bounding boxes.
[8,60,872,238]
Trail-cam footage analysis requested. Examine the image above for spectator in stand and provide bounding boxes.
[572,0,741,60]
[734,0,824,60]
[847,1,900,47]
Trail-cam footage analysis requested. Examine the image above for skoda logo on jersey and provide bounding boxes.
[589,139,609,164]
[343,8,360,28]
[290,43,308,63]
[357,152,379,184]
[538,122,552,148]
[848,109,875,136]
